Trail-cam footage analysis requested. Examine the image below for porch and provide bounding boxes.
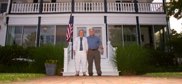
[10,2,163,13]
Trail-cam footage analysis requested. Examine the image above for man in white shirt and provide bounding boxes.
[73,30,88,76]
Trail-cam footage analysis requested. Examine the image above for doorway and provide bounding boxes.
[73,25,107,58]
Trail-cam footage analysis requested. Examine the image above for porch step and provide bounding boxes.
[63,71,119,76]
[63,58,119,76]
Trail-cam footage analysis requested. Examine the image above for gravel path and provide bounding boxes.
[10,76,182,84]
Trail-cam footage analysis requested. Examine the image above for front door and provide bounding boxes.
[73,25,107,58]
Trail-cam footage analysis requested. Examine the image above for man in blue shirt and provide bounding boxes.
[87,28,102,76]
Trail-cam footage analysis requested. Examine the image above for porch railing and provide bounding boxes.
[10,2,164,13]
[42,3,71,13]
[107,3,135,12]
[11,3,39,13]
[75,2,104,12]
[138,3,164,12]
[107,41,116,61]
[63,42,72,72]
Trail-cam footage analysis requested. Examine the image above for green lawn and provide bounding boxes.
[144,72,182,78]
[0,73,45,83]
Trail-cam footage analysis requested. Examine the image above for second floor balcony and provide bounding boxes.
[10,2,164,14]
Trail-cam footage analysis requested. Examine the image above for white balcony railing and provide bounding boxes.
[75,2,104,12]
[11,3,39,13]
[42,3,71,13]
[107,3,135,12]
[138,3,164,12]
[10,2,164,13]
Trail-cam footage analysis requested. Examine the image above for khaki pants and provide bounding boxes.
[87,49,102,75]
[74,51,87,73]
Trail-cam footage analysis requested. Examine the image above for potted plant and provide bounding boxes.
[45,59,58,76]
[31,44,64,75]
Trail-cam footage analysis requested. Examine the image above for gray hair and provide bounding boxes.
[78,29,85,35]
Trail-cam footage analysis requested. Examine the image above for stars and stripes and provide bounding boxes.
[66,14,73,42]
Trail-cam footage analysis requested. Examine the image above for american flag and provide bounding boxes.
[66,14,73,42]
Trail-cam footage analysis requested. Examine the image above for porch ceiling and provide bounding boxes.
[12,0,155,3]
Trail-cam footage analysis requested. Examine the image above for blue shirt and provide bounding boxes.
[87,35,101,49]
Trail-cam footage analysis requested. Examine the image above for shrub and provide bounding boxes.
[0,45,29,65]
[167,30,182,63]
[0,44,64,74]
[114,44,151,75]
[31,44,64,75]
[149,49,175,67]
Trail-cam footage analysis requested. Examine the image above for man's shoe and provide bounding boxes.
[83,72,86,76]
[75,71,79,76]
[75,74,79,76]
[89,74,93,76]
[97,74,101,76]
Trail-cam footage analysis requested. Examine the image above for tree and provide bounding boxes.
[167,0,182,19]
[168,29,182,58]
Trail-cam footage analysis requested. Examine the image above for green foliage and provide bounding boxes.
[114,44,151,75]
[144,72,182,78]
[0,44,64,75]
[31,44,64,75]
[149,49,175,67]
[167,0,182,19]
[0,73,45,82]
[0,45,30,65]
[167,30,182,58]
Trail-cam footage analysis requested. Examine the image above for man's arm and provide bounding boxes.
[85,37,88,53]
[98,37,104,54]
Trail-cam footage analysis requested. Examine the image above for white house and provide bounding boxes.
[0,0,168,76]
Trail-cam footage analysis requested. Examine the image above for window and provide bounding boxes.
[40,25,55,45]
[56,25,67,45]
[108,25,123,46]
[6,26,37,47]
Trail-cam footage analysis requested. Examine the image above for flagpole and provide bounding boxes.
[70,12,73,59]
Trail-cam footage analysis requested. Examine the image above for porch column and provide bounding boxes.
[104,16,108,58]
[104,0,107,12]
[148,26,154,47]
[136,16,141,45]
[7,0,12,14]
[163,0,170,47]
[36,17,41,47]
[134,0,138,13]
[72,0,75,13]
[39,0,43,13]
[162,0,166,14]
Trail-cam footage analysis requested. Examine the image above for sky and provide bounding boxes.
[152,0,163,3]
[153,0,170,2]
[152,0,182,33]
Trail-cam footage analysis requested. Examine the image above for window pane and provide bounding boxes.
[40,25,55,45]
[108,25,123,46]
[123,25,137,45]
[56,25,67,45]
[6,26,15,45]
[22,26,37,47]
[6,26,23,45]
[6,26,37,47]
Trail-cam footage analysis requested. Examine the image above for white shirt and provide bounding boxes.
[73,37,88,52]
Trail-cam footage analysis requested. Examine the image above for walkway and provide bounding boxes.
[12,76,182,84]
